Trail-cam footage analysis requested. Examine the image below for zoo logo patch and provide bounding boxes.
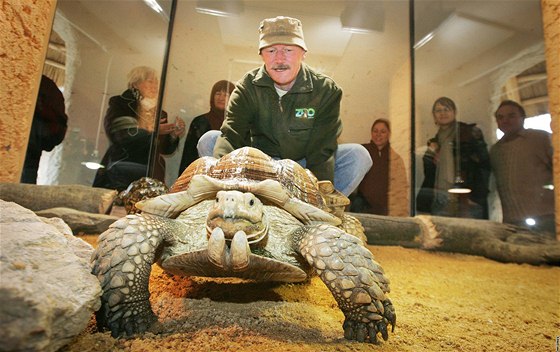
[295,108,315,119]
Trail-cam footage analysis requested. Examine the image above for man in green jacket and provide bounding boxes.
[198,16,371,196]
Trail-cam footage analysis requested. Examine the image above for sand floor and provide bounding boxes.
[65,236,560,352]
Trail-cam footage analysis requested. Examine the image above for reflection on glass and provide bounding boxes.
[413,0,551,223]
[92,66,183,192]
[163,1,411,207]
[32,0,173,188]
[415,97,490,219]
[490,100,555,235]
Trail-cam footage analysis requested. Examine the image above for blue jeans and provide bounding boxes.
[197,131,372,196]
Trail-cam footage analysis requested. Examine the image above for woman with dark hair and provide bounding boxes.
[93,66,185,191]
[177,80,234,176]
[350,118,409,216]
[416,97,490,219]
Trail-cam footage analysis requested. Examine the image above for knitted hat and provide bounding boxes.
[258,16,307,52]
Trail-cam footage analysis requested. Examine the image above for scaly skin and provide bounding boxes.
[297,224,396,343]
[91,214,186,337]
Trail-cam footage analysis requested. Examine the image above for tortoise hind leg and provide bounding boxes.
[297,224,396,344]
[91,214,181,337]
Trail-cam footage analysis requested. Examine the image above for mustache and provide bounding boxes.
[272,64,290,70]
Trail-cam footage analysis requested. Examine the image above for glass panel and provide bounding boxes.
[413,0,553,231]
[162,0,411,216]
[29,0,174,191]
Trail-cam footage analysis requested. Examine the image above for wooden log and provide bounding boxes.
[36,207,118,234]
[0,183,117,214]
[350,212,560,266]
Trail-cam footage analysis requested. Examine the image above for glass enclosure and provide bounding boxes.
[413,0,550,221]
[30,0,552,223]
[162,0,412,195]
[35,0,174,186]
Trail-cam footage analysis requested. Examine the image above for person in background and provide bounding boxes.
[93,66,185,191]
[21,75,68,183]
[416,97,490,219]
[177,80,234,177]
[197,16,371,196]
[490,100,555,235]
[350,118,409,216]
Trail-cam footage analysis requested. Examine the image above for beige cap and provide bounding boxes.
[258,16,307,52]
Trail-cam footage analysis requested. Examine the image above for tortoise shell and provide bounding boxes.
[118,177,168,214]
[171,147,327,211]
[137,147,344,225]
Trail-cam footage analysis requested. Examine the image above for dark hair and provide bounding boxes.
[371,118,391,132]
[495,100,526,118]
[432,96,456,114]
[210,80,235,110]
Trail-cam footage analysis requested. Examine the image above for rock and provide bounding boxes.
[0,200,102,352]
[36,207,119,234]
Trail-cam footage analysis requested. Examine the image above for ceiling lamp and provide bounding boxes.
[81,149,104,170]
[195,0,244,17]
[340,2,385,34]
[448,176,471,194]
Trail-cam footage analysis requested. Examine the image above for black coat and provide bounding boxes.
[22,75,68,183]
[416,122,490,218]
[93,89,178,188]
[177,113,212,176]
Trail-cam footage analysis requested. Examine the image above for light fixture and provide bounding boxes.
[448,121,472,195]
[525,218,536,226]
[81,149,104,170]
[340,2,385,34]
[195,0,243,17]
[448,176,471,194]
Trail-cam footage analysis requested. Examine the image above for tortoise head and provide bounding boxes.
[206,190,268,244]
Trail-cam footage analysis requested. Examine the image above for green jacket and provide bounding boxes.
[214,63,343,181]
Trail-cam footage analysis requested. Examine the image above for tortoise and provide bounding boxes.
[91,147,396,343]
[117,177,169,214]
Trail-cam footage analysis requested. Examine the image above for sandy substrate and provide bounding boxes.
[65,235,560,352]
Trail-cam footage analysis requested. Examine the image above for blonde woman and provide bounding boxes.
[93,66,185,191]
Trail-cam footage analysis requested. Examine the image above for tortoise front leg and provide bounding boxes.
[297,224,396,344]
[91,214,183,337]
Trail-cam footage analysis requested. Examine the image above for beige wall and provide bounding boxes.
[0,0,57,183]
[542,0,560,239]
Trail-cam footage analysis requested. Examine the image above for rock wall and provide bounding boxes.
[0,0,56,183]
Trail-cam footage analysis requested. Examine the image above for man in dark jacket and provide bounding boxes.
[197,16,371,196]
